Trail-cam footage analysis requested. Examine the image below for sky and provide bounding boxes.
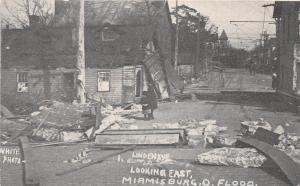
[168,0,276,50]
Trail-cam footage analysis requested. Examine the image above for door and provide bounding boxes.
[135,67,143,97]
[62,73,75,102]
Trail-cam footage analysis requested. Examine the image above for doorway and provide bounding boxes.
[62,73,75,102]
[135,67,143,97]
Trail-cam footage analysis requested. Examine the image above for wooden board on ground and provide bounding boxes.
[19,136,40,186]
[238,137,300,186]
[102,129,186,143]
[96,133,181,145]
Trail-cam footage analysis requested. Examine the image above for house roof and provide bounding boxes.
[54,0,168,27]
[2,25,153,69]
[219,30,228,40]
[2,0,172,69]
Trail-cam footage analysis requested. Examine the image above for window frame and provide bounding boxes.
[101,27,119,42]
[97,71,111,92]
[17,72,29,93]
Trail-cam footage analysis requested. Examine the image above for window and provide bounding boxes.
[101,27,119,41]
[17,72,29,92]
[97,71,110,92]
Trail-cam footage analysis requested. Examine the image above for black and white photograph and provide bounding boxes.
[0,0,300,185]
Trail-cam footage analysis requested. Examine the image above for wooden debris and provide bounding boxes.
[238,138,300,186]
[253,127,280,145]
[6,125,34,143]
[19,136,40,186]
[95,129,187,145]
[1,105,14,118]
[56,145,136,176]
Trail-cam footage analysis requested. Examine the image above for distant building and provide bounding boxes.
[273,1,300,102]
[1,0,183,106]
[218,29,229,56]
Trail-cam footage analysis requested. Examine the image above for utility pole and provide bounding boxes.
[0,0,2,114]
[174,0,179,71]
[195,13,201,78]
[76,0,86,104]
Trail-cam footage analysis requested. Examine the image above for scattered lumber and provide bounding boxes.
[6,125,34,143]
[56,145,136,176]
[1,105,14,118]
[32,139,88,148]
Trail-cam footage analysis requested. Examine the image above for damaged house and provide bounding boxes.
[1,0,183,106]
[273,2,300,105]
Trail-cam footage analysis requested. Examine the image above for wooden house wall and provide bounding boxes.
[85,68,123,105]
[1,69,71,103]
[178,65,193,80]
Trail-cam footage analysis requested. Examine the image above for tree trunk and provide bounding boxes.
[76,0,86,104]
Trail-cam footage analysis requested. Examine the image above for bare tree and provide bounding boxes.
[2,0,54,28]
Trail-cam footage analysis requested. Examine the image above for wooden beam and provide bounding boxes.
[95,129,186,145]
[238,138,300,186]
[101,129,187,144]
[19,136,40,186]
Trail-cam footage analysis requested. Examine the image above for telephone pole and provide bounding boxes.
[0,0,2,113]
[76,0,86,104]
[174,0,179,71]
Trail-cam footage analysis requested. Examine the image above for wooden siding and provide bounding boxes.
[85,68,123,105]
[1,69,73,103]
[178,65,193,80]
[1,70,17,98]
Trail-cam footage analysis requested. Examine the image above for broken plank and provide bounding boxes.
[95,133,181,145]
[238,138,300,186]
[19,136,40,186]
[253,127,280,145]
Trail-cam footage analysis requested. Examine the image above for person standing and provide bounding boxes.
[147,84,158,120]
[141,91,151,120]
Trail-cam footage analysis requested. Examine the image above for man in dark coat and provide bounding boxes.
[148,83,158,120]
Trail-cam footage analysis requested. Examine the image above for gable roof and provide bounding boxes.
[219,29,228,40]
[54,0,168,27]
[2,25,154,69]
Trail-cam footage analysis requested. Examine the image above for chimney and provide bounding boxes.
[29,15,40,27]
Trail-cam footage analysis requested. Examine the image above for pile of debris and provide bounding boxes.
[1,101,142,143]
[197,147,267,168]
[152,119,228,146]
[240,119,300,164]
